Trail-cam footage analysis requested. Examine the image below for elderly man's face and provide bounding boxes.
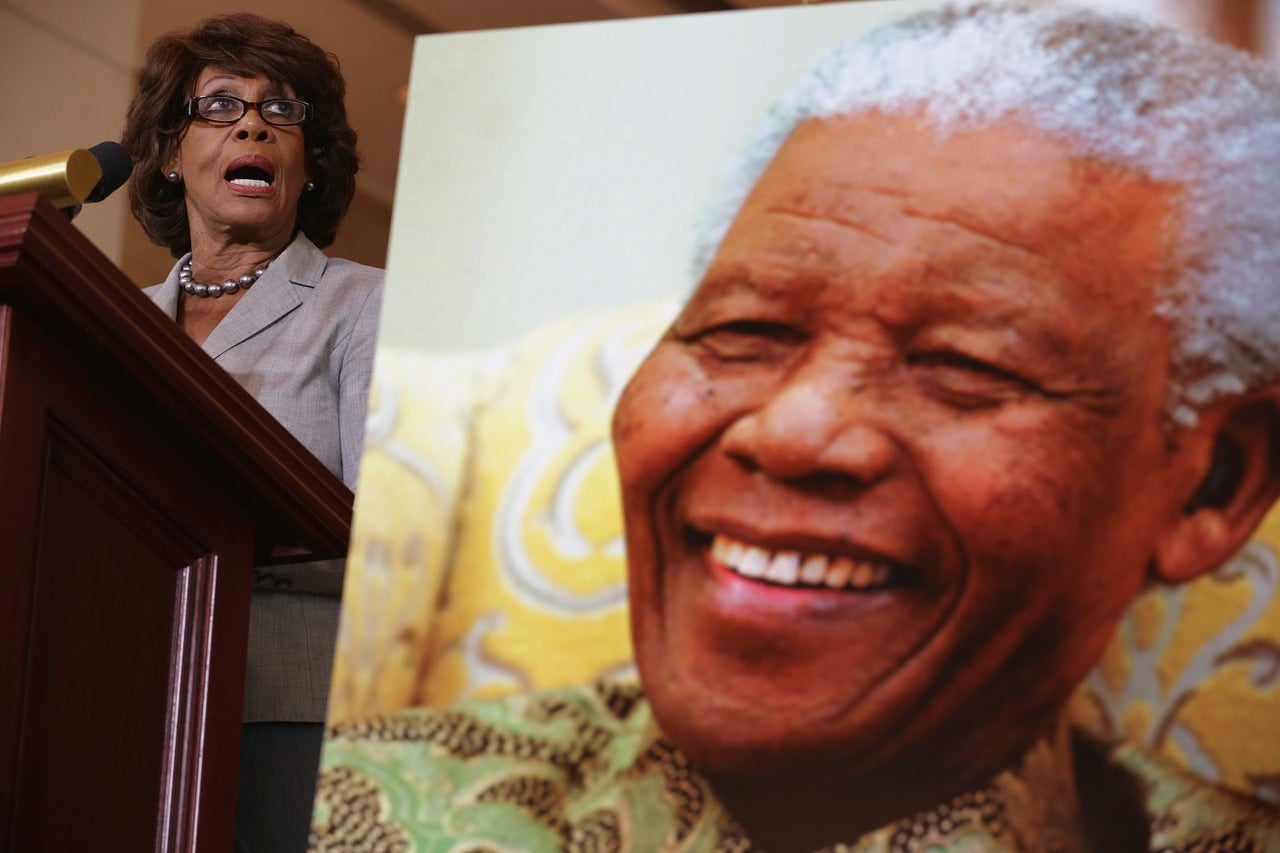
[613,113,1189,782]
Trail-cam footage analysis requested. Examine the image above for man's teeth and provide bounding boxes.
[711,534,891,590]
[766,551,799,584]
[229,178,270,188]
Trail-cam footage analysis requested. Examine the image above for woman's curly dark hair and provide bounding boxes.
[123,13,360,256]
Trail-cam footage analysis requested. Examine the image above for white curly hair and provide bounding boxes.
[693,1,1280,425]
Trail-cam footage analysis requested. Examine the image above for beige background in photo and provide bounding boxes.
[378,0,933,353]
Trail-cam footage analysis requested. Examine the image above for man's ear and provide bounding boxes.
[1153,392,1280,585]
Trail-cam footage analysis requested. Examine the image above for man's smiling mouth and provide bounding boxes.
[710,532,902,590]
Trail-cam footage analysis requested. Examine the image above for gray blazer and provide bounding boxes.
[146,233,383,722]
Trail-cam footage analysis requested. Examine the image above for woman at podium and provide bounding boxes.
[120,13,383,852]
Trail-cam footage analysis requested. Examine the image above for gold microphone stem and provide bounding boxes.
[0,149,103,209]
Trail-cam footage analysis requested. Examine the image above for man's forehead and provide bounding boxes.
[721,114,1180,296]
[771,115,1165,222]
[683,112,1185,395]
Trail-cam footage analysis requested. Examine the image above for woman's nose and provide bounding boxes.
[720,370,900,486]
[234,108,272,141]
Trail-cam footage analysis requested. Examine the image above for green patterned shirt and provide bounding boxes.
[312,681,1280,852]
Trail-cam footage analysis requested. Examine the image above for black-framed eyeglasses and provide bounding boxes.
[185,95,312,127]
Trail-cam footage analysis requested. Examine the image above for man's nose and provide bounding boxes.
[720,367,899,486]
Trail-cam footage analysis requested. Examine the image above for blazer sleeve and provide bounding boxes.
[335,275,384,491]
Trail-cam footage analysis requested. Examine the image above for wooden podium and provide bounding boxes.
[0,194,353,852]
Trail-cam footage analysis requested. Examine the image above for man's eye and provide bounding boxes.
[909,350,1015,377]
[908,351,1039,407]
[688,320,805,362]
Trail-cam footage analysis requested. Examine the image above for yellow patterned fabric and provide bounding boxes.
[328,299,1280,805]
[327,349,482,720]
[412,301,679,709]
[328,300,676,723]
[1075,508,1280,800]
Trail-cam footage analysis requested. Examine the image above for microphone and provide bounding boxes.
[84,141,132,204]
[0,141,133,218]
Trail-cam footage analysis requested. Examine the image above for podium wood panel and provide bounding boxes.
[0,194,353,852]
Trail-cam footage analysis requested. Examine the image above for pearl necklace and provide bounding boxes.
[179,260,269,297]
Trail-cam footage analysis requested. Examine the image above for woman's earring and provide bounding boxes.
[166,171,181,184]
[303,180,316,192]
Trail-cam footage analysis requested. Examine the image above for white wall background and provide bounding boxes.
[1,0,143,260]
[379,0,931,353]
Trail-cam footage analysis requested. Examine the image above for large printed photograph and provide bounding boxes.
[314,2,1280,850]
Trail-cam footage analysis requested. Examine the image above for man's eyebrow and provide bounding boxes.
[918,292,1106,388]
[695,262,824,301]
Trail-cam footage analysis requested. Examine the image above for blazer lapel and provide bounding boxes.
[149,257,185,319]
[200,234,326,360]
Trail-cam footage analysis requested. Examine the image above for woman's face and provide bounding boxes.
[166,67,309,252]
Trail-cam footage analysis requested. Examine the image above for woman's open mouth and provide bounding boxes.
[224,155,276,191]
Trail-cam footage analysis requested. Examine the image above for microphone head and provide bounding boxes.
[84,141,132,203]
